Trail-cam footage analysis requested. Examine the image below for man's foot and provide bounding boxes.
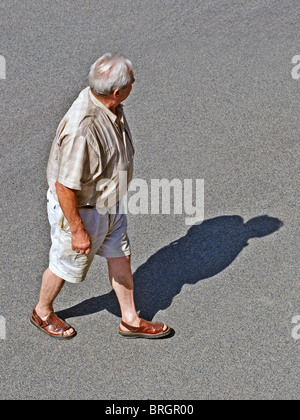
[30,306,76,339]
[119,318,171,339]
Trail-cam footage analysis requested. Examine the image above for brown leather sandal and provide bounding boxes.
[30,307,77,340]
[119,319,171,339]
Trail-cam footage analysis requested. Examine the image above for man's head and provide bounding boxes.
[88,53,135,103]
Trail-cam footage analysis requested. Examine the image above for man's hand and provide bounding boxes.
[71,227,91,255]
[55,181,92,255]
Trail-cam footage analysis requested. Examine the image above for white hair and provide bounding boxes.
[88,53,133,96]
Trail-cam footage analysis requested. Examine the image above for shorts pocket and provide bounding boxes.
[58,213,71,233]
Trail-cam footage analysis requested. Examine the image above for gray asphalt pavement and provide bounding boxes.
[0,0,299,400]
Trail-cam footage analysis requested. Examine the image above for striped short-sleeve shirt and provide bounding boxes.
[47,87,135,208]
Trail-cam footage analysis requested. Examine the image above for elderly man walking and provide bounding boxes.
[30,53,170,339]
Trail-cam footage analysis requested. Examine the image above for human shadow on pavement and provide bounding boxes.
[57,215,283,322]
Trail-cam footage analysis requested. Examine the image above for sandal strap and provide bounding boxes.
[31,307,51,328]
[121,319,165,334]
[31,307,73,336]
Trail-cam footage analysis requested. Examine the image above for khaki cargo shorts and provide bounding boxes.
[47,189,131,283]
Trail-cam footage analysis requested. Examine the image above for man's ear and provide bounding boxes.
[114,89,120,97]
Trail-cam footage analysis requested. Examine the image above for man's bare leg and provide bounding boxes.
[35,267,74,337]
[107,256,168,332]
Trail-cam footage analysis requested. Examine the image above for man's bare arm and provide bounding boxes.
[55,181,91,255]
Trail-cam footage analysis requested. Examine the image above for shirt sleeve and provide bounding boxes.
[56,134,90,190]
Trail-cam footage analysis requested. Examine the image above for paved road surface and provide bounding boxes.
[0,0,299,400]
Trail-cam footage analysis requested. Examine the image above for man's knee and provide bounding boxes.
[107,255,131,265]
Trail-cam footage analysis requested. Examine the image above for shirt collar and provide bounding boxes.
[88,88,123,123]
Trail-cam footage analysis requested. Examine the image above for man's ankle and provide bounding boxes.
[35,304,53,319]
[121,315,140,326]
